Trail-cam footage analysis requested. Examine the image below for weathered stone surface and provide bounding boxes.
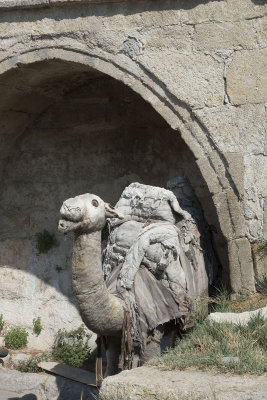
[255,16,267,48]
[195,104,266,155]
[139,51,225,108]
[0,64,213,350]
[194,20,257,51]
[0,369,98,400]
[244,155,267,241]
[252,244,267,282]
[227,48,267,105]
[100,366,267,400]
[178,0,267,25]
[228,238,255,294]
[224,153,244,197]
[0,0,266,334]
[142,25,194,52]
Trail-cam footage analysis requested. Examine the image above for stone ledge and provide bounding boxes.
[0,0,128,11]
[100,366,267,400]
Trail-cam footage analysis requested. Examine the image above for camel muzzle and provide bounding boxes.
[58,218,80,233]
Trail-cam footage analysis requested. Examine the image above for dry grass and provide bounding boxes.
[231,293,267,312]
[151,287,267,376]
[152,312,267,375]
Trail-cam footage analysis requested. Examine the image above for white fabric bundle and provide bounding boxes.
[111,182,190,225]
[103,182,191,298]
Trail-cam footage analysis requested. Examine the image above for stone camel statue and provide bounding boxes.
[58,192,188,376]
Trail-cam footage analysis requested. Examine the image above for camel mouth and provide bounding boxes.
[58,218,80,233]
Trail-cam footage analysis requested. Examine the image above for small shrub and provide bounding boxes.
[17,354,50,373]
[36,229,58,254]
[33,317,42,336]
[5,327,28,350]
[52,325,91,368]
[258,240,267,251]
[0,314,4,333]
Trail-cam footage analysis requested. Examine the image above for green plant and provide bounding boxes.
[5,327,28,350]
[52,325,91,368]
[151,313,267,375]
[35,229,58,254]
[0,314,4,333]
[17,353,50,373]
[33,317,42,336]
[257,240,267,251]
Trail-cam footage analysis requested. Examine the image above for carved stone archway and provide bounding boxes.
[0,45,255,294]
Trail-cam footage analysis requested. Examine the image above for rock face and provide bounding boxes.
[0,369,98,400]
[0,0,266,352]
[100,366,267,400]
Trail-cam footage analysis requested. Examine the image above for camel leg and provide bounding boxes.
[141,326,164,364]
[104,336,121,377]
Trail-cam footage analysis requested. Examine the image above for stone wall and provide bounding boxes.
[0,0,266,351]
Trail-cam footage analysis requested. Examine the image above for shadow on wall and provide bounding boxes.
[0,0,225,23]
[0,60,226,342]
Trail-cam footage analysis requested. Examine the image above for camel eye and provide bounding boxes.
[92,199,99,208]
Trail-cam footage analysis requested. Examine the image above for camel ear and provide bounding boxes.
[104,203,124,219]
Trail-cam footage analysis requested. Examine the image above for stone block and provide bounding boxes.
[138,51,224,108]
[195,104,266,155]
[196,157,222,196]
[228,237,255,294]
[255,16,267,48]
[142,25,194,52]
[224,152,244,197]
[0,369,98,399]
[179,0,267,25]
[100,366,267,400]
[227,48,267,105]
[194,20,256,51]
[211,190,246,241]
[244,155,266,241]
[252,244,267,282]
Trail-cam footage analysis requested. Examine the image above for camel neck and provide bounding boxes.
[72,231,103,288]
[71,230,124,336]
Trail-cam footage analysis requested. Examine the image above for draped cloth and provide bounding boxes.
[106,263,188,367]
[102,181,217,367]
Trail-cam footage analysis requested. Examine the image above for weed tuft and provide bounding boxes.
[33,317,42,336]
[52,325,91,368]
[5,327,28,350]
[17,354,50,373]
[0,314,4,333]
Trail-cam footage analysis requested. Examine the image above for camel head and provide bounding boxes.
[58,193,123,234]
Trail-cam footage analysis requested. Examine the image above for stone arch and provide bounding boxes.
[0,46,252,293]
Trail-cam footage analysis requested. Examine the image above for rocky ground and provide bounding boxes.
[0,369,98,400]
[0,366,266,400]
[100,366,267,400]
